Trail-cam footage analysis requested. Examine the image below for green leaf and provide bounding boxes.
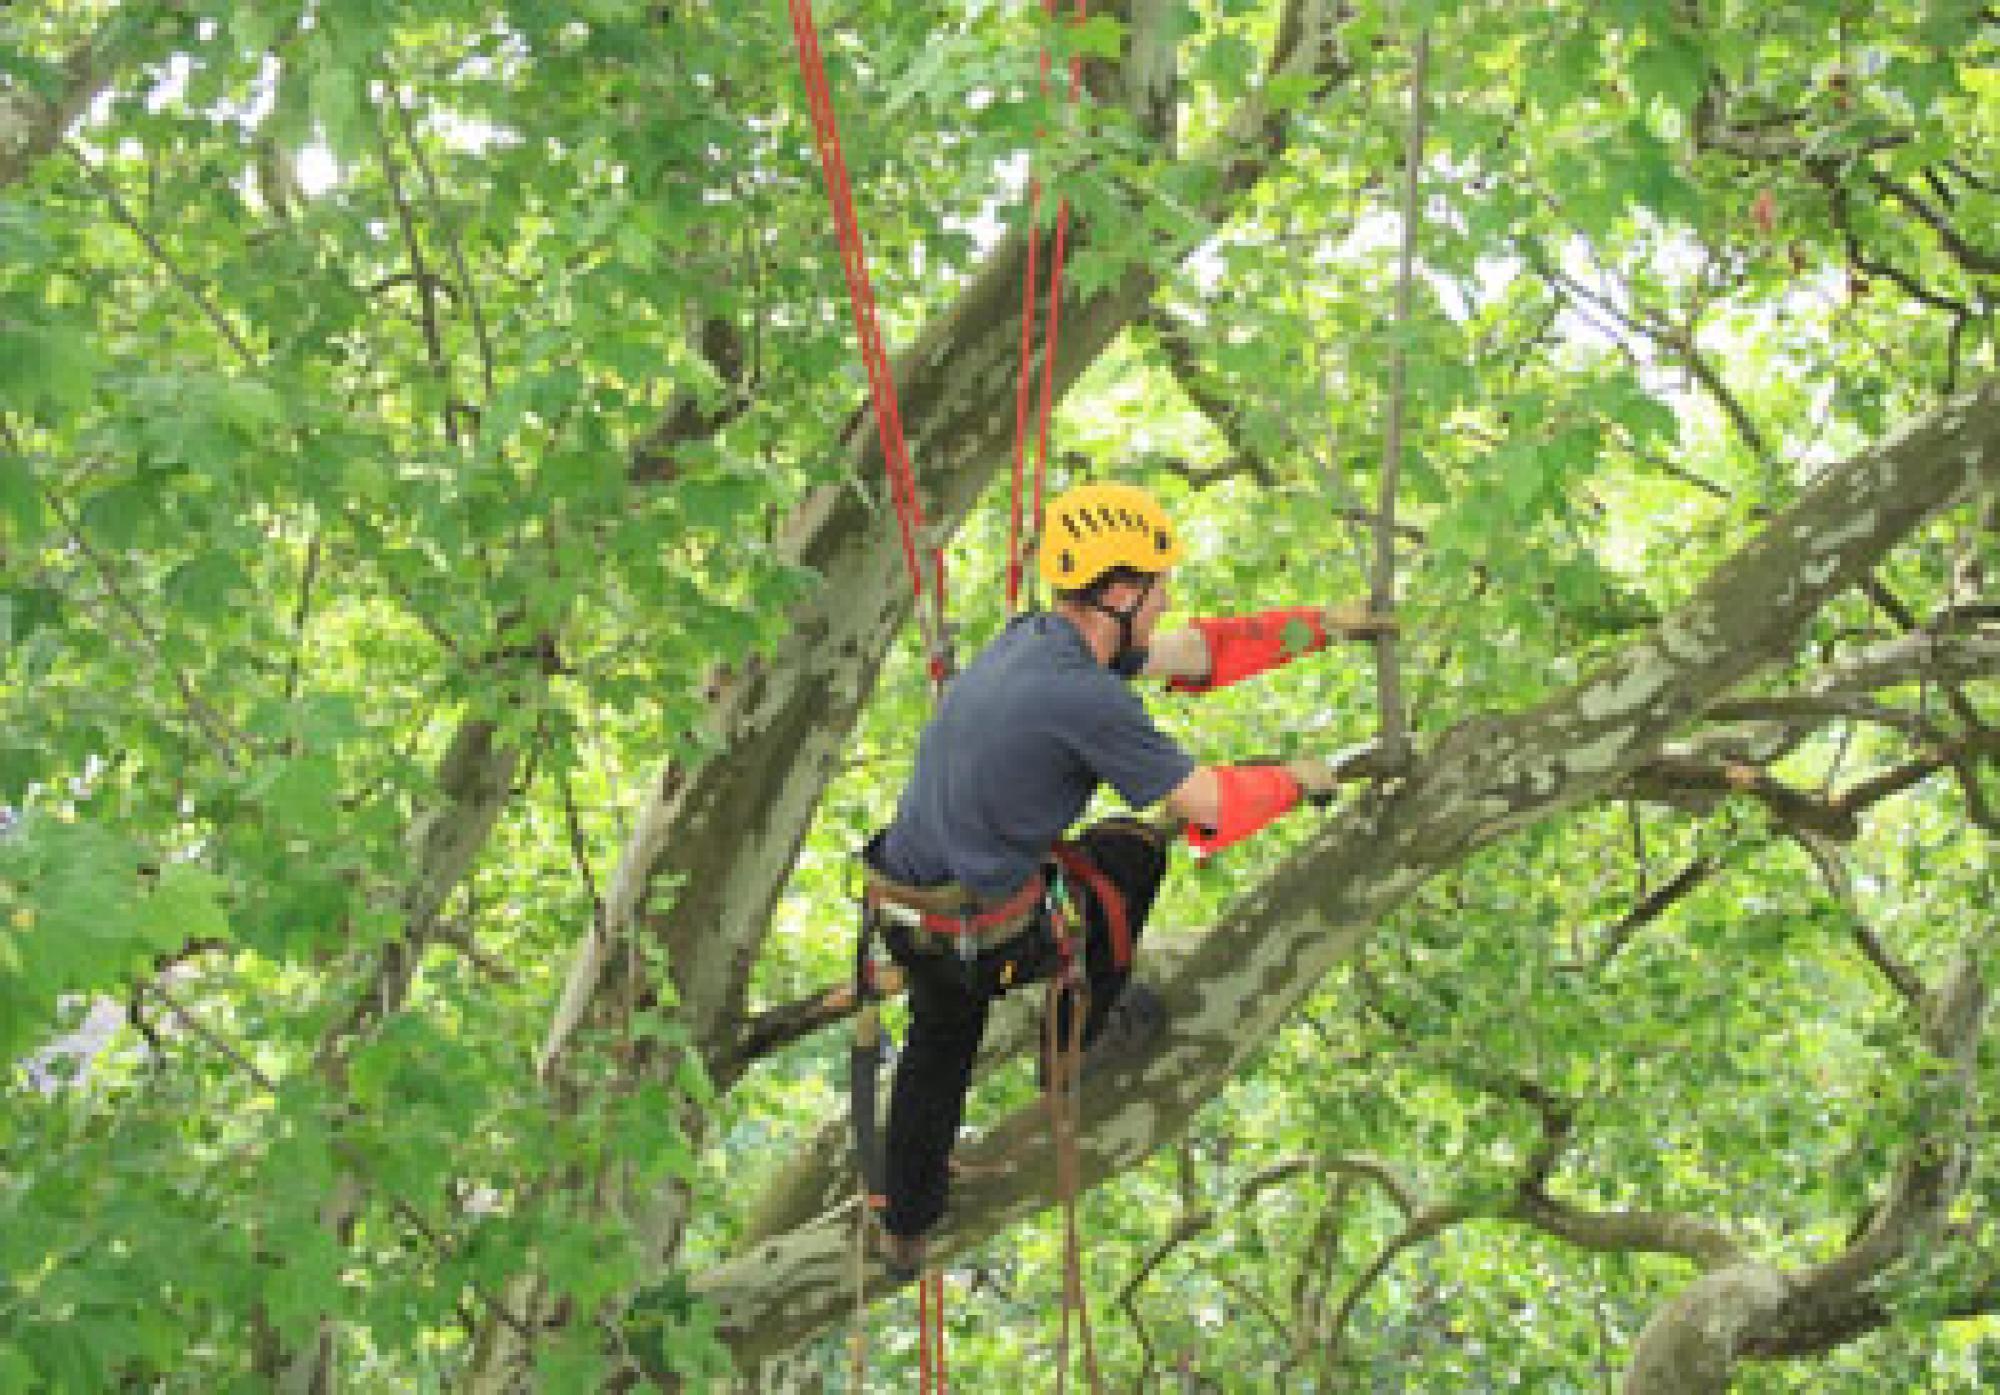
[79,480,154,550]
[309,53,366,158]
[1263,72,1321,113]
[0,322,96,413]
[255,755,342,836]
[0,453,43,541]
[1630,32,1706,118]
[0,585,60,647]
[0,199,55,263]
[1193,33,1260,90]
[1066,15,1127,61]
[143,865,231,949]
[163,553,251,619]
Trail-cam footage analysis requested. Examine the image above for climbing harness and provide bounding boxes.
[845,833,1126,1393]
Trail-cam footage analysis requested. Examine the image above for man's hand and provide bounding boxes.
[1323,601,1399,640]
[1284,757,1342,807]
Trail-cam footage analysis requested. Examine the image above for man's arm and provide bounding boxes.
[1144,603,1398,691]
[1139,626,1212,686]
[1161,758,1341,853]
[1161,764,1222,828]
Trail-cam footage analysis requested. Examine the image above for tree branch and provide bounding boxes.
[390,92,497,401]
[1582,855,1717,973]
[1791,832,1926,1010]
[1625,948,1989,1390]
[37,481,251,768]
[0,10,179,190]
[1867,171,2000,276]
[68,141,257,367]
[371,105,460,448]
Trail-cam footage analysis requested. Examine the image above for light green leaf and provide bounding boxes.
[164,553,251,619]
[1067,15,1128,61]
[144,865,231,948]
[0,454,42,541]
[256,755,342,836]
[0,323,96,413]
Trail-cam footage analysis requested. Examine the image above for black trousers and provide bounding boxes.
[878,819,1169,1240]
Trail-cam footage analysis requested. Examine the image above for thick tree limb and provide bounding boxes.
[736,621,2000,1066]
[1623,949,1989,1392]
[1508,1192,1743,1272]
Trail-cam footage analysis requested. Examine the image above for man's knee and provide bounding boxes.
[1078,818,1170,921]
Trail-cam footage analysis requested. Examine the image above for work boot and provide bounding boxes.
[1080,980,1167,1079]
[873,1223,928,1283]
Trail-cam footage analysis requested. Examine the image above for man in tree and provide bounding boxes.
[865,481,1395,1273]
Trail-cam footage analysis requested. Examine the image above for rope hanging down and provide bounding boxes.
[785,0,955,691]
[1006,0,1089,613]
[918,1269,948,1393]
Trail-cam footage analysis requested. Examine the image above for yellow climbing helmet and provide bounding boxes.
[1037,482,1183,591]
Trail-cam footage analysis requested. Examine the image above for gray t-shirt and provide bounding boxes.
[875,613,1195,900]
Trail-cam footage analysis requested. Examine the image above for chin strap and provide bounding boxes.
[1087,575,1155,676]
[1168,607,1330,694]
[1186,764,1303,857]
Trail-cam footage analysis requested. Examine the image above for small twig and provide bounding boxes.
[371,102,460,448]
[1613,433,1735,501]
[146,982,278,1092]
[39,484,250,767]
[390,91,497,401]
[432,919,523,986]
[284,528,324,707]
[66,141,256,367]
[1627,800,1649,893]
[1792,832,1927,1011]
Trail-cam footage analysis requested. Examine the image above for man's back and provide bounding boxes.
[875,613,1192,900]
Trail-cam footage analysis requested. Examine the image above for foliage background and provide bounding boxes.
[3,0,1998,1389]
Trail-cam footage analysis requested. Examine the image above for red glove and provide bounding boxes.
[1169,609,1330,694]
[1186,764,1304,856]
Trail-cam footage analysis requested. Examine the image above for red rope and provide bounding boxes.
[933,1271,950,1391]
[918,1272,933,1392]
[786,0,954,687]
[917,1269,949,1393]
[1007,0,1089,612]
[1006,173,1042,611]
